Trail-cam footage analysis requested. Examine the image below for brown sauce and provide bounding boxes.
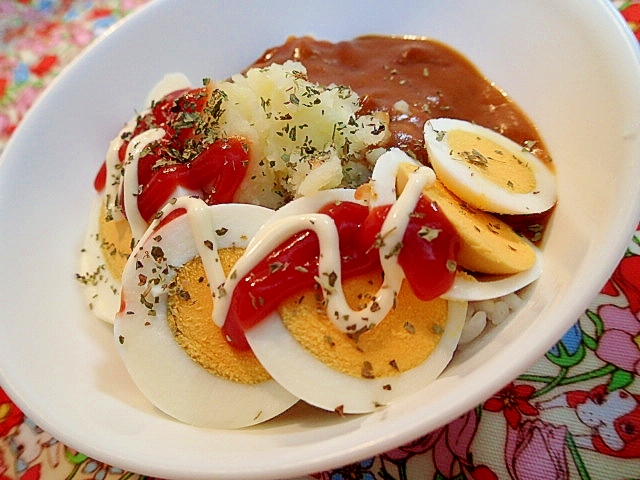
[250,35,552,240]
[251,35,550,165]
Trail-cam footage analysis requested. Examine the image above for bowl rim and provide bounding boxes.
[1,1,640,479]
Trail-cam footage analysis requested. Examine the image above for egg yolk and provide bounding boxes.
[98,201,133,282]
[277,271,448,379]
[167,252,272,384]
[396,163,536,275]
[446,129,536,194]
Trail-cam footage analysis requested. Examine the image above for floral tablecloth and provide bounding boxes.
[1,1,640,479]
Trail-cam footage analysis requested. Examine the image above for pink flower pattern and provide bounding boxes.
[596,304,640,374]
[504,420,569,480]
[385,411,480,476]
[0,0,147,150]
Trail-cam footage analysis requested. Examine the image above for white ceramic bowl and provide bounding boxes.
[1,1,639,479]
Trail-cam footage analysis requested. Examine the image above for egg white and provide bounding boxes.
[114,200,298,428]
[246,300,467,414]
[424,118,556,215]
[443,242,542,302]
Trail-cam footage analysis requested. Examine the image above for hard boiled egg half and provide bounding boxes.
[242,152,468,414]
[424,118,556,215]
[114,197,298,428]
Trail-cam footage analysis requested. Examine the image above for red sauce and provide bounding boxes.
[94,161,107,191]
[155,207,187,231]
[94,88,249,223]
[101,36,552,348]
[218,36,551,347]
[135,136,249,222]
[96,36,551,234]
[222,196,459,350]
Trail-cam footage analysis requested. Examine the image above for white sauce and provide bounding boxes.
[102,74,194,244]
[138,196,231,295]
[98,80,447,338]
[103,117,137,224]
[122,128,166,242]
[188,200,228,294]
[133,149,435,335]
[104,119,199,245]
[206,149,437,333]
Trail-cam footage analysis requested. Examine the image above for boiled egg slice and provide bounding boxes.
[443,247,541,302]
[78,197,122,322]
[247,291,467,414]
[242,186,467,414]
[393,157,542,300]
[114,198,298,428]
[424,118,556,215]
[80,74,194,324]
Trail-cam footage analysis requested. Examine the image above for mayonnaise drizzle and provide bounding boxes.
[136,196,230,309]
[140,149,437,335]
[187,199,227,299]
[103,117,137,224]
[123,128,166,242]
[102,74,193,244]
[211,148,436,334]
[118,127,201,243]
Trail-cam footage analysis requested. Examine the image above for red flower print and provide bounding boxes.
[310,473,331,480]
[88,8,114,20]
[0,78,7,100]
[33,21,57,40]
[19,465,41,480]
[483,382,539,428]
[465,464,500,480]
[0,388,24,437]
[602,255,640,315]
[0,451,10,480]
[0,460,40,480]
[621,3,640,41]
[30,55,58,77]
